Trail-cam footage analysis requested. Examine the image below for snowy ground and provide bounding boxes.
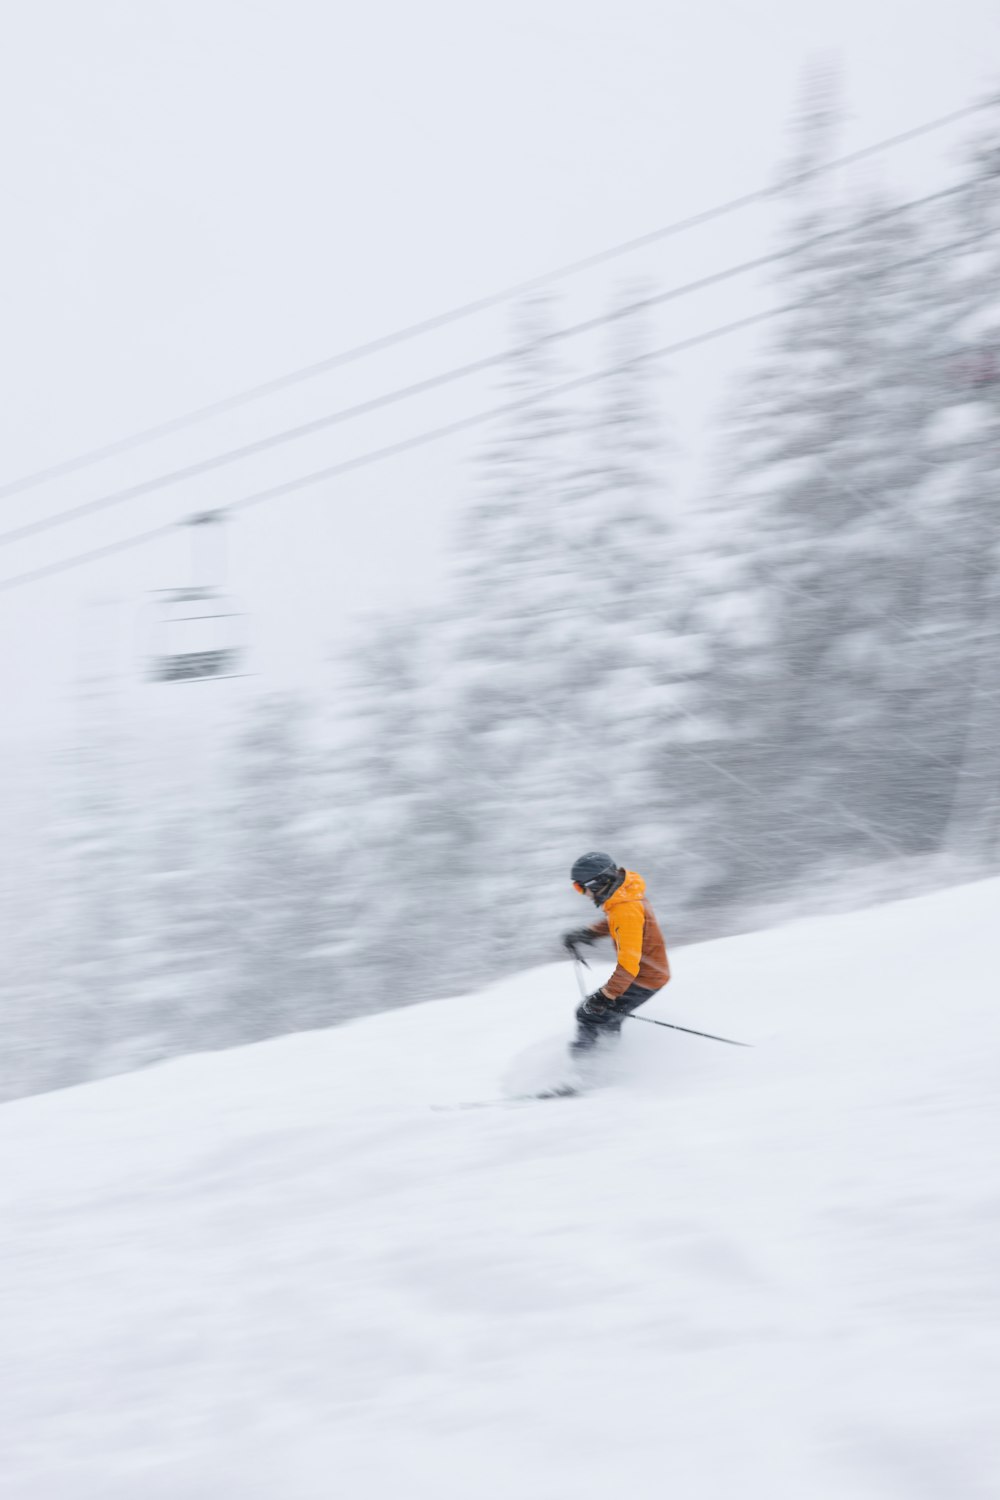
[2,880,999,1499]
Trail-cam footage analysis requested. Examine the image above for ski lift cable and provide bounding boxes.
[0,94,994,504]
[0,176,982,555]
[0,223,990,599]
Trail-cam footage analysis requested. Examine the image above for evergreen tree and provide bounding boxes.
[573,291,718,921]
[431,290,700,967]
[699,75,853,893]
[704,75,967,888]
[127,794,234,1057]
[939,105,1000,860]
[329,612,459,1005]
[41,669,133,1085]
[222,694,335,1041]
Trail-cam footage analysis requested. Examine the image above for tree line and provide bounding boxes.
[3,83,999,1101]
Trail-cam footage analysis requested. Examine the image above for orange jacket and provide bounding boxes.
[588,870,670,1000]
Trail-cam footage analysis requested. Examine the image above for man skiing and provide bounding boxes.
[563,852,670,1051]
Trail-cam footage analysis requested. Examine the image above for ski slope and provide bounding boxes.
[2,879,999,1499]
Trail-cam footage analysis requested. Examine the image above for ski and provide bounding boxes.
[433,1085,580,1113]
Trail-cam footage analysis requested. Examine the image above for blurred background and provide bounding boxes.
[1,1,999,1100]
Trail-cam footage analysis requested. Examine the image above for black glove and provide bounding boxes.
[582,989,611,1018]
[562,927,598,958]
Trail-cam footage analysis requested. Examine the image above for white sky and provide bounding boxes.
[1,0,998,760]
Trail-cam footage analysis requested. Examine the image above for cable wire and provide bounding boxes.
[0,95,993,503]
[0,177,976,553]
[0,224,988,597]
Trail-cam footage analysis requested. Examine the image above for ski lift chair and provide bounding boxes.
[146,512,247,683]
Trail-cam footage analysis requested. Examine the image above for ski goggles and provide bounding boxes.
[573,877,606,895]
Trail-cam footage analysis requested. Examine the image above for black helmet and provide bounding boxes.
[571,851,621,903]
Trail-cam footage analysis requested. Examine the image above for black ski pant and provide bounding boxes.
[573,983,657,1050]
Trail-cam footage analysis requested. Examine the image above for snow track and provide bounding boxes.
[2,880,999,1498]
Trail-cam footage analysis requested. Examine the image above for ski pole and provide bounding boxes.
[625,1013,752,1048]
[574,957,749,1048]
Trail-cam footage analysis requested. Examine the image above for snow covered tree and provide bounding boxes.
[436,294,595,968]
[936,102,1000,861]
[697,76,855,893]
[125,795,234,1057]
[327,611,465,1005]
[792,183,961,855]
[222,694,337,1042]
[36,666,137,1086]
[422,289,708,969]
[569,291,722,924]
[703,73,972,895]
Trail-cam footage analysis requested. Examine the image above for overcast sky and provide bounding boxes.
[1,0,998,762]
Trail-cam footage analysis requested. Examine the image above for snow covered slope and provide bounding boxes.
[3,879,999,1499]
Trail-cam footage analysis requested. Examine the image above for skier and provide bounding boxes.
[562,852,670,1051]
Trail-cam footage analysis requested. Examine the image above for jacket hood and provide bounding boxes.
[603,870,645,909]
